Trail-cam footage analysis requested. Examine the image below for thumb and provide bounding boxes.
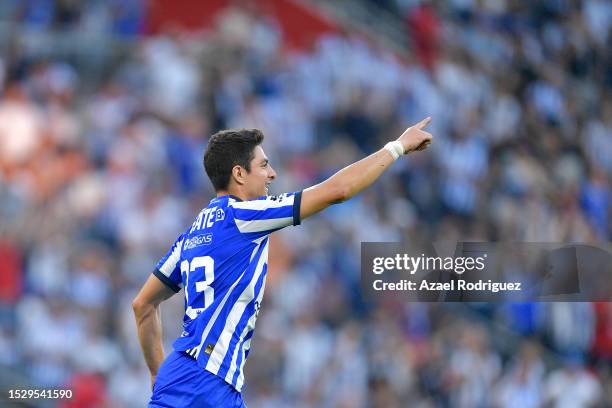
[415,116,432,130]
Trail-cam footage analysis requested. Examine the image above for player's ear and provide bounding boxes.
[231,165,246,186]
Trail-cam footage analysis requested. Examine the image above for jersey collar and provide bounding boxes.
[211,194,243,203]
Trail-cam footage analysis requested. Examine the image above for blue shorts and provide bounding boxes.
[149,351,247,408]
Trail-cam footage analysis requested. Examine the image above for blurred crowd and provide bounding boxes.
[0,0,611,406]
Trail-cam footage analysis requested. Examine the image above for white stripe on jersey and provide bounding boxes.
[235,217,293,233]
[235,337,252,390]
[159,239,183,277]
[230,195,294,211]
[206,240,269,374]
[250,236,266,260]
[193,240,264,358]
[225,273,267,384]
[225,322,249,384]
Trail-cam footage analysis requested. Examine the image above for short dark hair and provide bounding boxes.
[203,128,264,191]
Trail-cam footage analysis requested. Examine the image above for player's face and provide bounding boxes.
[245,146,276,198]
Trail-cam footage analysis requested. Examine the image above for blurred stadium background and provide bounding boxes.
[0,0,611,407]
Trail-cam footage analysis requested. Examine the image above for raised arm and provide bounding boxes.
[132,274,177,389]
[300,117,432,220]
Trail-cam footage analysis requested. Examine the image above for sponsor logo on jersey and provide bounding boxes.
[183,233,213,250]
[216,208,225,221]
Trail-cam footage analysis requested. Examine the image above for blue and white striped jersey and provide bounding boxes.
[153,192,302,391]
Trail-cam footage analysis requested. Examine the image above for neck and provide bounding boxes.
[216,189,247,201]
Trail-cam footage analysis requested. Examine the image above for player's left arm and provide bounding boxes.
[132,274,176,389]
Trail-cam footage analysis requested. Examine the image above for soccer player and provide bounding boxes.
[133,117,433,407]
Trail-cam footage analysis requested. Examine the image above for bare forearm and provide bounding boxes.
[330,118,432,200]
[327,148,394,201]
[300,117,433,220]
[134,305,165,377]
[301,149,395,218]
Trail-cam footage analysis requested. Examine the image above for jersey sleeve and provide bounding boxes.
[229,191,302,238]
[152,233,184,293]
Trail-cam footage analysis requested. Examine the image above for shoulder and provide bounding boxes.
[229,193,298,210]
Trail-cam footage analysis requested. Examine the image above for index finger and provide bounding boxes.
[415,116,432,130]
